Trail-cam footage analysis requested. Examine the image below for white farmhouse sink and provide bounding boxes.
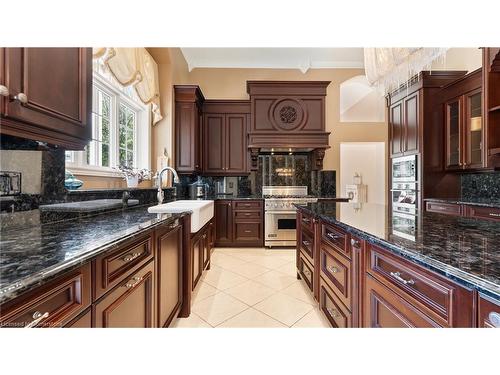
[148,200,214,233]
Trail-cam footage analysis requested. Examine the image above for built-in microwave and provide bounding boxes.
[392,155,417,183]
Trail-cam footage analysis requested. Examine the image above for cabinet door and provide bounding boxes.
[226,114,247,173]
[215,200,233,245]
[445,98,462,170]
[363,274,441,328]
[94,261,155,328]
[176,102,201,173]
[156,224,183,328]
[203,113,225,173]
[389,100,404,157]
[191,236,203,290]
[464,89,483,169]
[478,294,500,328]
[403,92,419,155]
[1,48,92,149]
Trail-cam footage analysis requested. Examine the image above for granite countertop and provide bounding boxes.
[0,205,187,304]
[424,197,500,209]
[296,201,500,301]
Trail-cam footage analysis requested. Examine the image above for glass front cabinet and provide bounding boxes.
[445,89,483,170]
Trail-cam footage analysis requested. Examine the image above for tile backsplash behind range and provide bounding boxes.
[461,172,500,200]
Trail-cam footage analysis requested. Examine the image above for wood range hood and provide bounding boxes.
[246,80,331,170]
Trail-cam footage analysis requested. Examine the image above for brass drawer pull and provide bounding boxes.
[327,307,340,319]
[124,276,143,289]
[489,312,500,328]
[350,238,360,248]
[303,269,311,278]
[302,218,310,224]
[327,265,339,274]
[122,252,142,262]
[25,311,49,328]
[390,271,415,286]
[244,230,252,233]
[302,240,311,246]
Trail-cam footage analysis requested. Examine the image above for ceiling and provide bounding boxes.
[181,48,364,73]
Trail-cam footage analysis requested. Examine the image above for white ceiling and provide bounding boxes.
[181,48,364,73]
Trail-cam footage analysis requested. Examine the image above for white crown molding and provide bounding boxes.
[181,48,365,72]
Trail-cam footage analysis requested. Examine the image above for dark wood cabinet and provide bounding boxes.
[0,218,190,328]
[425,200,500,222]
[94,261,155,328]
[0,263,91,328]
[483,48,500,169]
[442,69,484,170]
[174,85,204,174]
[191,234,203,290]
[389,92,419,157]
[156,223,183,328]
[366,243,474,327]
[295,206,482,329]
[214,199,263,247]
[215,200,233,245]
[202,100,250,175]
[0,48,92,150]
[478,294,500,328]
[364,274,441,328]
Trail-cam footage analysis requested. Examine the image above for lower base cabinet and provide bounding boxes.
[156,223,183,328]
[295,207,486,328]
[364,274,441,328]
[94,261,155,328]
[215,199,264,247]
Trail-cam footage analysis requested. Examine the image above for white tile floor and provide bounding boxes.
[171,247,331,328]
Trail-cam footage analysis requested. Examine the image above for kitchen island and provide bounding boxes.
[295,201,500,328]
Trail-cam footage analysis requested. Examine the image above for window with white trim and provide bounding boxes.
[66,71,150,177]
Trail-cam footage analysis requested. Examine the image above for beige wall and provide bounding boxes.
[186,67,387,189]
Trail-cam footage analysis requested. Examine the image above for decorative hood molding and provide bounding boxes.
[246,81,331,170]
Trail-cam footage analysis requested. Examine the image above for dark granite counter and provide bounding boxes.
[0,205,187,304]
[424,197,500,209]
[296,201,500,301]
[206,194,263,200]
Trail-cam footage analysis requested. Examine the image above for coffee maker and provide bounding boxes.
[189,176,209,199]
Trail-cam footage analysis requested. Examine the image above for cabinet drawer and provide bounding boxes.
[0,263,91,328]
[364,274,441,328]
[366,244,474,327]
[321,222,350,259]
[478,294,500,328]
[234,210,262,220]
[94,261,155,328]
[465,205,500,222]
[234,222,261,241]
[320,243,352,309]
[297,253,314,293]
[299,228,314,262]
[425,201,462,216]
[233,200,262,211]
[319,278,351,328]
[300,211,315,233]
[94,233,153,299]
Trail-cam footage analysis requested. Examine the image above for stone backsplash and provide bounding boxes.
[461,172,500,200]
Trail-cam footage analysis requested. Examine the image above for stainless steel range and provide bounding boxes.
[263,186,318,247]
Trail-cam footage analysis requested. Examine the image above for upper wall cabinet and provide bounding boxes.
[387,71,468,160]
[483,48,500,169]
[0,48,92,150]
[388,92,419,157]
[441,69,483,170]
[174,85,205,174]
[202,100,250,175]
